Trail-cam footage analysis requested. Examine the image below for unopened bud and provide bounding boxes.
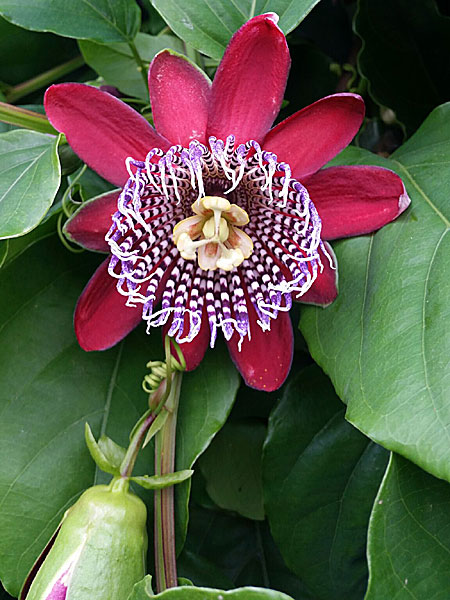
[21,479,147,600]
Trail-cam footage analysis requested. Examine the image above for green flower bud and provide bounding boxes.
[21,479,147,600]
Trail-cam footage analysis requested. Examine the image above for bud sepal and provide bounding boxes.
[84,422,127,476]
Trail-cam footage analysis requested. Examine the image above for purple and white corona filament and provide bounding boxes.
[105,135,329,348]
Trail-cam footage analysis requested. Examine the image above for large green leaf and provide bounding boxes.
[355,0,450,135]
[0,16,77,86]
[263,365,388,599]
[175,343,240,550]
[0,585,13,600]
[129,577,293,600]
[199,420,266,521]
[180,507,315,599]
[300,103,450,482]
[0,0,140,43]
[366,454,450,599]
[0,131,60,239]
[0,235,158,596]
[79,33,184,101]
[151,0,321,60]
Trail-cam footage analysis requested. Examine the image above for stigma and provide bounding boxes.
[172,195,253,271]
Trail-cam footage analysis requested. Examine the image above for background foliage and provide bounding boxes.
[0,1,449,599]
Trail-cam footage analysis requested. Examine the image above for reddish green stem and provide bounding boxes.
[154,371,182,591]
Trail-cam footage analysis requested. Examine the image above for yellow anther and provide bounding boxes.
[202,196,231,211]
[202,216,229,242]
[176,233,197,260]
[216,248,245,271]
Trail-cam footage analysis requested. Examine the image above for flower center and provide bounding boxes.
[172,195,253,271]
[105,135,328,348]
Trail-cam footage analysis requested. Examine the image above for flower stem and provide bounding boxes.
[120,411,158,478]
[5,55,85,104]
[128,41,149,90]
[0,101,58,135]
[154,370,182,592]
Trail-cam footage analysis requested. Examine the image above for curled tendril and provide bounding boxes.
[142,336,186,395]
[57,212,84,254]
[62,164,88,217]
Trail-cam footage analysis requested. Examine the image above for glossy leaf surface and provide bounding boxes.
[366,454,450,599]
[0,235,157,596]
[79,33,184,101]
[0,131,60,239]
[199,420,265,521]
[180,506,315,599]
[0,0,140,43]
[263,365,388,599]
[129,579,293,600]
[174,344,240,550]
[300,103,450,482]
[151,0,321,59]
[355,0,450,134]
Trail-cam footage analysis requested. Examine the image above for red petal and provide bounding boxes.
[149,50,211,146]
[305,165,411,240]
[298,243,338,306]
[163,308,210,372]
[227,305,293,392]
[44,83,170,187]
[64,190,120,252]
[263,94,365,179]
[75,259,142,351]
[207,13,290,145]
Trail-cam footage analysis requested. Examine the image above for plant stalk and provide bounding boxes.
[5,55,85,104]
[128,41,149,89]
[120,412,157,478]
[0,102,58,135]
[154,371,182,592]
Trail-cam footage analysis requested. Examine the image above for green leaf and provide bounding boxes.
[263,365,388,599]
[0,235,158,596]
[131,469,193,490]
[300,102,450,483]
[181,506,315,598]
[142,409,168,448]
[84,422,121,475]
[129,582,293,600]
[0,131,61,239]
[199,420,265,521]
[174,345,240,551]
[366,454,450,599]
[1,212,58,269]
[0,16,77,86]
[128,575,154,599]
[79,33,184,101]
[0,584,14,599]
[0,0,141,43]
[0,240,8,267]
[150,0,321,59]
[97,435,127,468]
[355,0,450,135]
[177,551,235,590]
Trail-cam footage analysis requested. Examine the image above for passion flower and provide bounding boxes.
[44,13,410,391]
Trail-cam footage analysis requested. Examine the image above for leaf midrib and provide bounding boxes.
[391,158,450,228]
